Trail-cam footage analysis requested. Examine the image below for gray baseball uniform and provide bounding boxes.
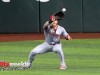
[28,21,68,67]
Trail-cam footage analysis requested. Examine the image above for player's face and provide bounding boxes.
[51,20,58,27]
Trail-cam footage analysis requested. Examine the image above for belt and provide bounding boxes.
[49,43,56,45]
[48,42,60,45]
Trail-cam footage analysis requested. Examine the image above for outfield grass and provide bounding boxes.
[0,39,100,75]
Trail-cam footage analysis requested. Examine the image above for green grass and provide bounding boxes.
[0,39,100,75]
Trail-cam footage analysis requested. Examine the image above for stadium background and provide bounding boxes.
[0,1,100,75]
[0,0,100,34]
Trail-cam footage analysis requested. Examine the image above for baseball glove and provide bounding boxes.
[53,11,65,20]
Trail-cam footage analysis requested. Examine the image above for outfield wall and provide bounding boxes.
[0,0,39,33]
[0,0,100,33]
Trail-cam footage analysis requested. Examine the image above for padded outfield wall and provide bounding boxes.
[0,0,39,33]
[0,0,100,33]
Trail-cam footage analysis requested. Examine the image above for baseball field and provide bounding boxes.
[0,39,100,75]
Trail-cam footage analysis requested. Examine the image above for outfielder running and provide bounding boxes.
[27,15,72,70]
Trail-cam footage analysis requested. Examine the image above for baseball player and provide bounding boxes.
[27,15,72,70]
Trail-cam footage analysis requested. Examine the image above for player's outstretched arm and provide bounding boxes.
[43,15,57,30]
[43,21,49,30]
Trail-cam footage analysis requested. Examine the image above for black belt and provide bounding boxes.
[49,43,56,45]
[48,42,60,45]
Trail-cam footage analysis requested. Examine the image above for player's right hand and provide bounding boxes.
[50,15,56,22]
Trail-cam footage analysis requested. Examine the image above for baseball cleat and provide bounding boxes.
[26,62,32,68]
[59,65,67,70]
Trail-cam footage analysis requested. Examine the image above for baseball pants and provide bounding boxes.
[28,42,66,66]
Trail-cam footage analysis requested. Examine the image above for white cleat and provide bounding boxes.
[23,62,31,68]
[59,65,67,70]
[26,62,32,68]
